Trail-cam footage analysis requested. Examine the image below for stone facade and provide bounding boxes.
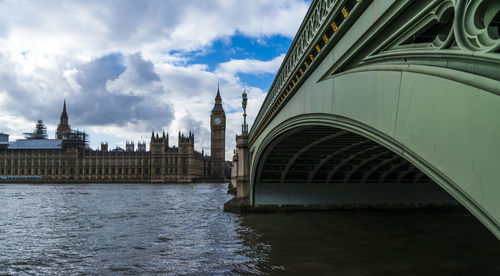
[0,90,225,183]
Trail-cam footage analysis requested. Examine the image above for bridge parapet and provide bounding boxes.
[250,0,500,145]
[251,0,369,144]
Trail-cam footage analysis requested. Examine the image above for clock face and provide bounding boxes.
[214,117,222,125]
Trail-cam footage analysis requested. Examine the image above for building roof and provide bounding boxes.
[8,139,62,150]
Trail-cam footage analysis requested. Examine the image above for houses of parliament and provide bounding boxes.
[0,88,226,183]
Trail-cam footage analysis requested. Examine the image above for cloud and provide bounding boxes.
[70,53,174,131]
[106,52,161,96]
[76,53,126,92]
[215,54,285,76]
[0,0,309,159]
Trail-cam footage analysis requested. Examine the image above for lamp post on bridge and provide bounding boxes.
[224,90,255,210]
[242,90,248,135]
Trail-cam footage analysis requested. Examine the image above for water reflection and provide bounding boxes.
[239,210,500,275]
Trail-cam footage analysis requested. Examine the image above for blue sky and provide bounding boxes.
[186,34,293,90]
[0,0,309,159]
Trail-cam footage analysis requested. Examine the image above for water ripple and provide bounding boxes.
[1,184,499,274]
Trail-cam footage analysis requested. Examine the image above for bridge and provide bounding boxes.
[227,0,500,239]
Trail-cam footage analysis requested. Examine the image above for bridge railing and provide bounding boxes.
[249,0,368,145]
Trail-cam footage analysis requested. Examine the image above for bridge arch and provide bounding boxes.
[250,114,498,237]
[243,0,500,239]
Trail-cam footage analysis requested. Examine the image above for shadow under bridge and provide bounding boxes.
[254,125,457,208]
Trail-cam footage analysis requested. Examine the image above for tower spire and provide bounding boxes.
[56,98,71,139]
[213,84,223,109]
[60,99,68,123]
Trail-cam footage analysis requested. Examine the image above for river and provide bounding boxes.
[0,183,499,275]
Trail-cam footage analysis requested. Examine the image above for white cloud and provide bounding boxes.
[216,54,285,76]
[0,0,308,159]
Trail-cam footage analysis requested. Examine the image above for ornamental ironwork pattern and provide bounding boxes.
[250,0,500,144]
[251,0,364,144]
[455,0,500,52]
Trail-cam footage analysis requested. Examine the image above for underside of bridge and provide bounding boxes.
[254,126,458,207]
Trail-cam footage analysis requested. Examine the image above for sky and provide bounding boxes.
[0,0,310,160]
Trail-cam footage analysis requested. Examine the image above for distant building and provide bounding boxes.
[126,142,134,152]
[0,133,10,150]
[137,142,146,152]
[56,100,71,139]
[101,142,108,152]
[0,88,226,182]
[224,161,232,180]
[24,120,48,140]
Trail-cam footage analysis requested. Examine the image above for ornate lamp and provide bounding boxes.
[242,90,248,135]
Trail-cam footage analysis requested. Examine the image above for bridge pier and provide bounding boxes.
[224,134,252,212]
[236,135,250,198]
[227,151,238,194]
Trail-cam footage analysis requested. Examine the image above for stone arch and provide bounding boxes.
[250,114,498,237]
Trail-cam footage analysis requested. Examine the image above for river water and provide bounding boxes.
[0,183,499,275]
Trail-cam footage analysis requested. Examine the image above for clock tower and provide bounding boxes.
[210,85,226,179]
